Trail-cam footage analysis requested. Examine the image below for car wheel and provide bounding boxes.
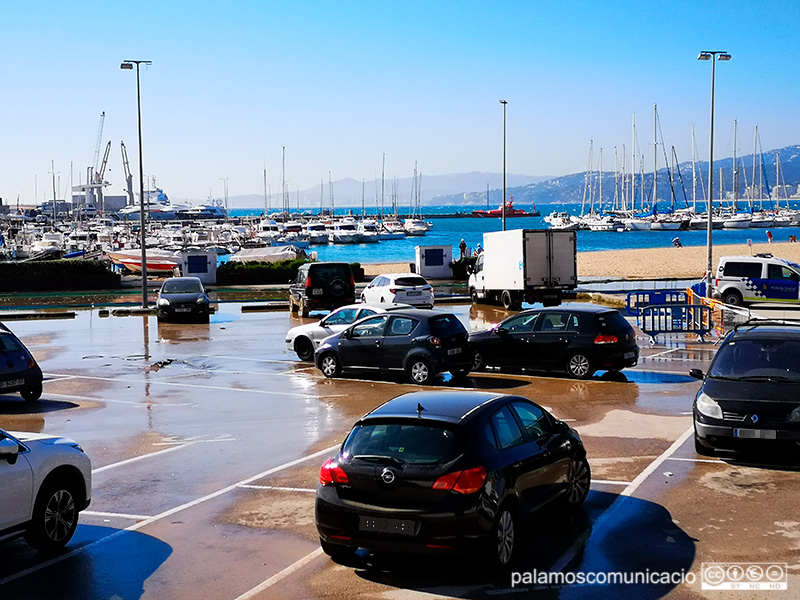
[694,435,716,457]
[360,293,367,303]
[564,456,591,508]
[490,504,517,569]
[25,479,80,551]
[722,289,743,306]
[408,358,433,385]
[566,352,593,379]
[501,290,514,311]
[289,297,299,313]
[470,288,479,304]
[20,383,43,402]
[300,299,310,317]
[319,353,341,378]
[294,337,315,361]
[380,297,386,303]
[473,350,486,371]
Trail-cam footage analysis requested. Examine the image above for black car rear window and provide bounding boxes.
[709,338,800,381]
[311,264,350,283]
[0,333,23,353]
[342,422,463,465]
[429,315,466,337]
[597,311,631,332]
[395,276,428,287]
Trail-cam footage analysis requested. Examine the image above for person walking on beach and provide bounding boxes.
[672,236,682,248]
[767,230,773,244]
[459,238,467,260]
[790,235,797,243]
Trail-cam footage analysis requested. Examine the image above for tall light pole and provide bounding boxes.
[499,99,508,231]
[121,59,152,308]
[697,51,731,297]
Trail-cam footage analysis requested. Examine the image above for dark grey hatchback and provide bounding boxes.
[156,277,210,322]
[315,391,590,568]
[315,309,473,384]
[0,322,43,402]
[691,320,800,455]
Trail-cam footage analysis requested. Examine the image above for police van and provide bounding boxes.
[714,254,800,306]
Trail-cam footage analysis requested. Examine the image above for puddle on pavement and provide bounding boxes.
[614,371,696,384]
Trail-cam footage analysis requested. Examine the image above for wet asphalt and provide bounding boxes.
[1,301,798,600]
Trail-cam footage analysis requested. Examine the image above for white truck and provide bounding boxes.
[467,229,577,310]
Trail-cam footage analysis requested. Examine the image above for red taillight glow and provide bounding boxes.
[349,273,355,286]
[305,275,311,288]
[432,466,487,494]
[389,288,398,294]
[593,334,619,344]
[27,358,37,370]
[319,458,349,485]
[428,336,441,347]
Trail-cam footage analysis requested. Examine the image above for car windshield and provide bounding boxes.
[429,315,466,337]
[342,422,463,465]
[394,276,428,287]
[0,333,23,353]
[163,279,202,294]
[709,338,800,382]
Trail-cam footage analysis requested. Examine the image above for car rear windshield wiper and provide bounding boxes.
[736,375,800,383]
[350,454,406,466]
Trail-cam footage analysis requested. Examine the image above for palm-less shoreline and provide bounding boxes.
[363,241,800,279]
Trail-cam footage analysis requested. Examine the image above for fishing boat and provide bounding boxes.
[471,200,535,218]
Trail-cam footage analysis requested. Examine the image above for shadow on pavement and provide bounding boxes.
[0,396,79,414]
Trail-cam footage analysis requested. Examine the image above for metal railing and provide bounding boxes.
[638,304,714,345]
[625,290,688,316]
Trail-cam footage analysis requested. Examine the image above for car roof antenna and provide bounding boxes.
[417,403,425,417]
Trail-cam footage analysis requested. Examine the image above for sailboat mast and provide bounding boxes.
[381,153,386,219]
[263,165,268,215]
[653,104,658,208]
[733,119,738,208]
[599,148,603,212]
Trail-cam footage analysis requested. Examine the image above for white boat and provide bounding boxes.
[650,216,683,231]
[106,248,181,273]
[303,222,330,244]
[404,218,428,236]
[331,219,360,244]
[357,219,380,243]
[722,213,753,229]
[378,219,406,240]
[749,213,774,228]
[620,217,652,231]
[177,204,227,220]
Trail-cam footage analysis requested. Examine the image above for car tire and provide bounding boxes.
[563,455,591,508]
[566,352,593,379]
[300,299,310,318]
[360,294,367,303]
[501,290,514,311]
[294,337,315,361]
[25,479,80,551]
[694,435,716,457]
[319,353,341,378]
[408,357,433,385]
[473,350,486,371]
[470,288,479,304]
[721,289,743,307]
[489,504,517,570]
[289,297,299,313]
[20,383,43,402]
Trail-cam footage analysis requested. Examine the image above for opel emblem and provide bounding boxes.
[381,467,396,484]
[751,414,759,424]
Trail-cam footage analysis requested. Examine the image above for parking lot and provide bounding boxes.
[1,301,798,599]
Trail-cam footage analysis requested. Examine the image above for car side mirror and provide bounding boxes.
[495,326,508,335]
[689,368,704,380]
[343,328,353,340]
[0,437,20,463]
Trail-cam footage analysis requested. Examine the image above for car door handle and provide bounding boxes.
[374,340,381,347]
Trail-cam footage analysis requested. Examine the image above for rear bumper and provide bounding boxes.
[0,369,43,394]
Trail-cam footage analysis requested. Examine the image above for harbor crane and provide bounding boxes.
[120,141,134,206]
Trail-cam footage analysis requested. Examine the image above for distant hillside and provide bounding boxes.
[436,145,800,209]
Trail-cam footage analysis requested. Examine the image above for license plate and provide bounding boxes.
[359,516,416,536]
[312,288,323,295]
[623,351,636,359]
[175,308,192,313]
[447,347,461,355]
[0,378,24,389]
[734,429,777,439]
[406,291,421,296]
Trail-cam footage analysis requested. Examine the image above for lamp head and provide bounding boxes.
[120,62,134,70]
[697,52,712,61]
[718,53,732,61]
[499,99,507,105]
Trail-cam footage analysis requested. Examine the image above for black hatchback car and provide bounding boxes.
[156,277,211,322]
[290,262,356,317]
[469,304,639,379]
[314,309,473,384]
[691,320,800,455]
[0,322,43,402]
[315,391,590,568]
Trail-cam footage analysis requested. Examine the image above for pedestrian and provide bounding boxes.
[672,236,682,248]
[767,230,773,244]
[473,243,483,256]
[790,235,797,243]
[459,238,467,260]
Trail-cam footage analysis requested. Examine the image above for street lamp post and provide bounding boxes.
[697,51,731,297]
[499,99,508,231]
[121,59,152,308]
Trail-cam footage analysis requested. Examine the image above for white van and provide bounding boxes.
[714,254,800,306]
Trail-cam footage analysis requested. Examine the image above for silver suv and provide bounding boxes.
[0,427,92,550]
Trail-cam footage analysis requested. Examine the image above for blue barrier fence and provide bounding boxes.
[625,290,689,316]
[638,304,713,344]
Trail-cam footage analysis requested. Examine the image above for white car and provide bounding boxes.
[0,427,92,550]
[360,273,435,308]
[285,303,410,361]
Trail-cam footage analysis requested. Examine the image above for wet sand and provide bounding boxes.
[363,240,800,279]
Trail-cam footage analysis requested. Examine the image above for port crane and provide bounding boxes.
[120,141,135,207]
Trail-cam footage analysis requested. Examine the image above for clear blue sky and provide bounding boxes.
[1,0,799,206]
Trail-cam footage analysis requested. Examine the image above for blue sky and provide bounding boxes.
[1,0,799,206]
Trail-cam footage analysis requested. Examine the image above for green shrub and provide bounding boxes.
[449,256,477,280]
[0,260,121,292]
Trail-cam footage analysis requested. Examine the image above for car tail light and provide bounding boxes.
[319,458,349,485]
[593,334,619,344]
[432,466,487,494]
[27,358,37,370]
[349,273,355,286]
[305,275,311,288]
[428,336,441,347]
[389,288,398,294]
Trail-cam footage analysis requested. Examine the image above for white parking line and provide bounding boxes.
[42,391,192,407]
[238,484,317,493]
[0,444,339,587]
[92,442,196,474]
[232,548,324,600]
[590,479,631,486]
[82,510,153,520]
[667,456,722,465]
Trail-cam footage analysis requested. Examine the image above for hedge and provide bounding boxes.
[216,260,364,286]
[0,260,121,292]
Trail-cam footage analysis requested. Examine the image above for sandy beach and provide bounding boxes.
[363,240,800,279]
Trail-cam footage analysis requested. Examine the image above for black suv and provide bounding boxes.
[469,304,639,379]
[315,309,473,384]
[0,322,43,402]
[290,262,356,317]
[315,391,590,568]
[691,320,800,455]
